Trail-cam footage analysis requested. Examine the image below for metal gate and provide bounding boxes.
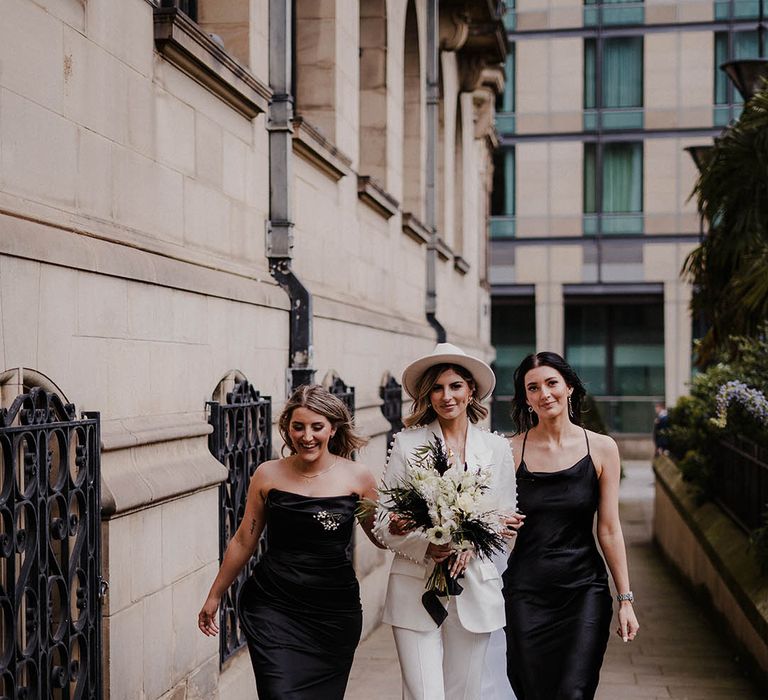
[327,374,355,417]
[0,387,103,699]
[207,380,271,665]
[380,374,404,450]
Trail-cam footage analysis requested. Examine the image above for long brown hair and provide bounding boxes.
[278,384,368,458]
[403,363,489,427]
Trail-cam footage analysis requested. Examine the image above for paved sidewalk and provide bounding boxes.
[346,460,762,700]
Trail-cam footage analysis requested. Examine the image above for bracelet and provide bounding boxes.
[616,591,634,603]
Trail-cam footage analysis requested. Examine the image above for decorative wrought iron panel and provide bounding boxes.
[328,376,355,417]
[207,381,271,666]
[380,375,404,450]
[0,387,102,700]
[716,436,768,533]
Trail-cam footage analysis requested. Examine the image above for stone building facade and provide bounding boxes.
[0,0,506,698]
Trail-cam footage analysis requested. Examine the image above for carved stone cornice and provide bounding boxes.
[440,6,470,52]
[458,53,486,92]
[444,0,507,65]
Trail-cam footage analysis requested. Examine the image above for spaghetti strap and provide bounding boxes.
[583,427,590,456]
[521,430,529,461]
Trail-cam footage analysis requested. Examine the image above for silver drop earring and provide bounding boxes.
[528,406,533,414]
[568,395,574,418]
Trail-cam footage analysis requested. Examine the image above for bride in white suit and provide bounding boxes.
[375,343,523,700]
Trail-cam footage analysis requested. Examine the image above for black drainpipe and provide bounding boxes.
[267,0,315,392]
[425,0,447,343]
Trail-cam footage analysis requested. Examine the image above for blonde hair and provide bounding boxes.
[278,384,368,458]
[403,363,488,427]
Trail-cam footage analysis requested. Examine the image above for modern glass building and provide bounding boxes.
[490,0,763,433]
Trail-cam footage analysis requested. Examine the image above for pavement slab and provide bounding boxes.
[346,460,763,699]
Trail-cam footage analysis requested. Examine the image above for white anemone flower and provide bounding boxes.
[426,525,452,545]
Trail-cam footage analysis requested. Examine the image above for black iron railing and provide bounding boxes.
[207,380,271,666]
[716,435,768,532]
[0,387,103,699]
[380,375,404,450]
[327,375,355,417]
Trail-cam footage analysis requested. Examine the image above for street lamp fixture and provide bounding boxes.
[720,58,768,102]
[720,0,768,102]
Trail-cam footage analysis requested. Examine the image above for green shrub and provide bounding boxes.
[667,325,768,561]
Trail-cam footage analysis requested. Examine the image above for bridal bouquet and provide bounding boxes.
[376,434,505,598]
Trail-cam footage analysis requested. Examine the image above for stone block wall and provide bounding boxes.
[0,0,504,697]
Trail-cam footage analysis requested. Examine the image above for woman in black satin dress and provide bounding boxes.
[503,352,639,700]
[198,384,384,699]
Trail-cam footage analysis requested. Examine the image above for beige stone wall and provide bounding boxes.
[654,459,768,682]
[0,0,501,698]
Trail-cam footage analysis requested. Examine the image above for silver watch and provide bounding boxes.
[616,591,634,603]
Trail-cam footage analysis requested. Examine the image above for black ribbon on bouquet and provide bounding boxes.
[421,561,464,627]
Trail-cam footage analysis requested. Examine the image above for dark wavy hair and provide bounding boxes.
[278,384,368,458]
[511,352,587,433]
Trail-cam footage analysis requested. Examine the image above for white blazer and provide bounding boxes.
[374,420,516,633]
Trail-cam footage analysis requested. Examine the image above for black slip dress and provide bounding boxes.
[503,429,612,700]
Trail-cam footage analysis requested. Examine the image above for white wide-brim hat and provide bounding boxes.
[401,343,496,401]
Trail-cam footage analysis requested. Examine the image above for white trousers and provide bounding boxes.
[392,604,491,700]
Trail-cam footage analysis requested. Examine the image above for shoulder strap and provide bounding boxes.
[583,427,590,456]
[521,430,529,461]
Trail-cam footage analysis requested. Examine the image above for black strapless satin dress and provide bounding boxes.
[503,432,612,700]
[237,489,362,699]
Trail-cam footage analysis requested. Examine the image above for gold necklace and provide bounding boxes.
[293,456,338,482]
[445,428,468,466]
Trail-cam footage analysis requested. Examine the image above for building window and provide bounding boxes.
[583,142,643,235]
[714,30,768,124]
[173,0,198,22]
[565,298,664,433]
[714,0,763,20]
[583,0,645,27]
[584,37,643,129]
[491,298,535,432]
[495,46,516,133]
[491,148,516,238]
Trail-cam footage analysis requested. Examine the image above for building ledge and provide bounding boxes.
[153,7,271,119]
[435,235,453,261]
[100,412,226,517]
[401,212,431,245]
[357,176,399,219]
[292,117,352,181]
[454,255,470,274]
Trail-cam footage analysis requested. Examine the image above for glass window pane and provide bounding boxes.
[565,305,608,395]
[715,32,728,104]
[503,47,516,113]
[491,300,535,432]
[584,39,596,109]
[491,150,515,217]
[603,37,643,108]
[603,143,643,213]
[584,144,596,213]
[566,299,665,432]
